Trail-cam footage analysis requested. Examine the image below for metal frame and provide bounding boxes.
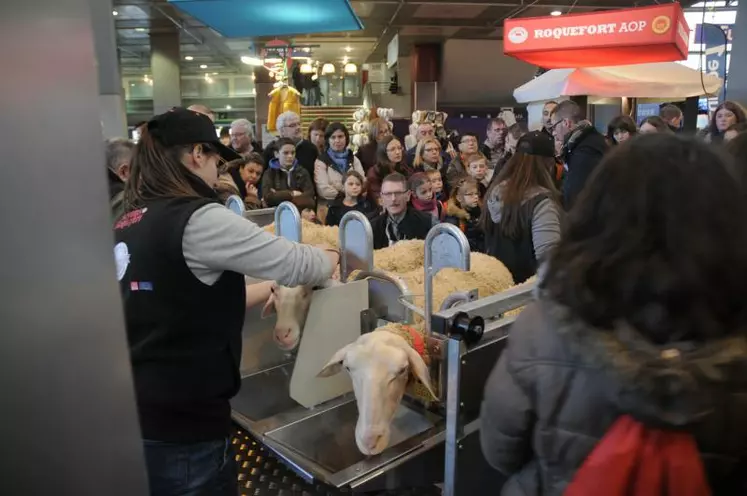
[424,223,471,337]
[230,211,537,494]
[242,207,275,227]
[274,201,302,242]
[225,194,246,215]
[339,210,374,282]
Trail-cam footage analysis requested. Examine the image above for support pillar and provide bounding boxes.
[254,68,275,147]
[91,0,127,138]
[410,43,441,111]
[728,0,747,106]
[150,26,181,114]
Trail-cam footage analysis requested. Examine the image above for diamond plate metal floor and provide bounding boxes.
[233,428,442,496]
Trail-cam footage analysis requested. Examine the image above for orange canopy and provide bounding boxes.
[503,4,690,69]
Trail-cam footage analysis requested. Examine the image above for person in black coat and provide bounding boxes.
[325,170,376,226]
[370,172,434,249]
[262,111,318,181]
[549,101,607,210]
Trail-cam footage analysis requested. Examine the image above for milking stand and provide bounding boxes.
[229,202,535,495]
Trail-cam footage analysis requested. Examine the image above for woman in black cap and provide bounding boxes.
[480,131,562,284]
[114,107,339,496]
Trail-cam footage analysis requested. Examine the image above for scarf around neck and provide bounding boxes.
[412,196,438,215]
[327,148,350,175]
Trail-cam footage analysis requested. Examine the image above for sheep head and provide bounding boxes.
[318,330,436,456]
[262,280,343,351]
[262,283,312,351]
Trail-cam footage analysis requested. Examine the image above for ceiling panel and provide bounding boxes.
[412,4,489,19]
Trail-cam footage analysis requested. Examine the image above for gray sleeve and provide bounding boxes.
[531,198,561,262]
[183,203,334,287]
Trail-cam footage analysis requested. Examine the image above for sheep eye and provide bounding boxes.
[398,366,408,376]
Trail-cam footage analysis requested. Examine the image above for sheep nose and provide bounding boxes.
[362,432,384,452]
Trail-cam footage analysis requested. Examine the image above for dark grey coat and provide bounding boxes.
[480,292,747,495]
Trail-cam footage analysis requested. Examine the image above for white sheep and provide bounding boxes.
[318,322,435,456]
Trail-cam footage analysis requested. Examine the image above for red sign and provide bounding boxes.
[504,4,689,69]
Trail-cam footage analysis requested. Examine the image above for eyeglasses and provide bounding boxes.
[380,190,408,199]
[549,120,564,131]
[230,131,247,138]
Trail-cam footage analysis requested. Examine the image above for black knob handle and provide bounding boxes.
[450,312,485,345]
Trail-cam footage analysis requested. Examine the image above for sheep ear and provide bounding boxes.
[318,344,352,377]
[402,346,437,401]
[260,284,277,319]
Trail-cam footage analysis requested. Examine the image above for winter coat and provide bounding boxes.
[559,121,607,210]
[480,291,747,495]
[314,151,365,202]
[261,161,315,211]
[325,196,376,227]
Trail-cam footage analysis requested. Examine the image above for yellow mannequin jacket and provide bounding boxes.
[267,86,301,133]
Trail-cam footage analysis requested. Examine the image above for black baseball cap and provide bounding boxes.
[147,107,241,162]
[516,131,555,158]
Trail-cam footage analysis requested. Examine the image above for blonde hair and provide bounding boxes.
[413,137,442,169]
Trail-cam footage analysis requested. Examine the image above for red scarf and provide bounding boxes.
[412,196,439,217]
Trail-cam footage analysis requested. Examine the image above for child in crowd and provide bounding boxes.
[261,138,316,211]
[301,208,322,224]
[427,169,447,203]
[216,154,264,209]
[408,172,443,221]
[445,177,484,252]
[325,170,375,226]
[467,153,491,199]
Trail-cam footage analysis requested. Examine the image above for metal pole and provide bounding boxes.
[443,337,464,496]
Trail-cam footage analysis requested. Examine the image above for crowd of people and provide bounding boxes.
[107,98,747,495]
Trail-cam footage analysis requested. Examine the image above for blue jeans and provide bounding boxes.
[143,437,237,496]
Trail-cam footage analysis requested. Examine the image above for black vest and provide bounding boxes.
[486,194,549,284]
[114,197,246,442]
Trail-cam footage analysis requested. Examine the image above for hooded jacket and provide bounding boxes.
[480,291,747,495]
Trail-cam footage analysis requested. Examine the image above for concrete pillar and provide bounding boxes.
[410,43,440,111]
[254,68,275,147]
[150,26,181,114]
[728,0,747,106]
[91,0,127,138]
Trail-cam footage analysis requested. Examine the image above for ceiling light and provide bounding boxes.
[185,56,194,61]
[344,63,357,74]
[342,56,349,64]
[251,74,256,81]
[322,63,335,74]
[212,72,218,75]
[550,10,562,16]
[300,63,314,74]
[225,105,232,110]
[200,64,208,69]
[241,56,263,66]
[135,28,146,32]
[345,46,352,52]
[112,10,118,16]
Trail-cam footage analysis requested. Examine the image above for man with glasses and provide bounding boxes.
[445,133,482,189]
[263,111,318,180]
[481,118,508,170]
[550,100,607,210]
[371,173,435,249]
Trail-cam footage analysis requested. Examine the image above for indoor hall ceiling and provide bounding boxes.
[113,0,703,77]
